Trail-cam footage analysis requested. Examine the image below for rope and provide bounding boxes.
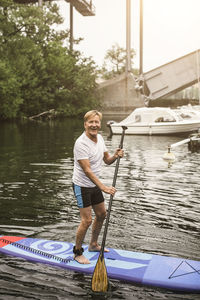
[196,50,200,104]
[0,238,72,264]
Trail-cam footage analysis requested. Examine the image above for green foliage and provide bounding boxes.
[100,43,137,79]
[0,59,23,119]
[0,0,100,120]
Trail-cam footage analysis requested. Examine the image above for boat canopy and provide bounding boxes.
[119,107,183,125]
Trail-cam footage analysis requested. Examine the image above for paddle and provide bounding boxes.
[91,126,127,292]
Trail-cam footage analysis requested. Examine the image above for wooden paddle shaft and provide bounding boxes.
[100,126,127,256]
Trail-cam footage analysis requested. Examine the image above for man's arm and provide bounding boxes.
[103,149,124,165]
[78,159,116,195]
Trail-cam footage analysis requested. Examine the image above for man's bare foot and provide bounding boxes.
[74,254,90,264]
[88,244,109,252]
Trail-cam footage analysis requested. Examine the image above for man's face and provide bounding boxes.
[84,114,101,138]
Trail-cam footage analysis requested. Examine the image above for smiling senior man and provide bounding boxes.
[72,110,124,264]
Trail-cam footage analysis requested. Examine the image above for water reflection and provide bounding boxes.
[0,118,200,299]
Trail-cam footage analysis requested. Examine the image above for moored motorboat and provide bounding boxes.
[107,107,200,135]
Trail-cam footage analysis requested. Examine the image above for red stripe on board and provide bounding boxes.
[0,236,25,248]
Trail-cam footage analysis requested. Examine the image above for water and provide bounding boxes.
[0,118,200,300]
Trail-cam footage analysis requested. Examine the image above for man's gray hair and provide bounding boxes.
[84,110,102,122]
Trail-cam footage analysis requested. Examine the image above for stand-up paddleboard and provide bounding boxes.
[0,236,199,292]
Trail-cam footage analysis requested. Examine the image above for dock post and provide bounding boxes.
[126,0,131,75]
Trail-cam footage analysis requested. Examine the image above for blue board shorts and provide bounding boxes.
[72,184,104,208]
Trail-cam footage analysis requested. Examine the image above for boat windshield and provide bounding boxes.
[177,110,200,120]
[154,116,176,122]
[118,108,183,125]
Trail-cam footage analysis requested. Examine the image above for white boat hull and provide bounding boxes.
[110,121,200,135]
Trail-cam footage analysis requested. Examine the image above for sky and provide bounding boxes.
[56,0,200,72]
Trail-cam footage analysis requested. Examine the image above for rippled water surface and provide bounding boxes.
[0,118,200,300]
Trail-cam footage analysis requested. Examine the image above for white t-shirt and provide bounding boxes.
[72,132,107,187]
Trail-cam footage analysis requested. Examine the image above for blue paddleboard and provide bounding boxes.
[0,236,199,292]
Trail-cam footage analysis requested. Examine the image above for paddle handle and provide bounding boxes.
[100,126,127,256]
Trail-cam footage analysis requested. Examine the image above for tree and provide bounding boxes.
[0,59,23,119]
[100,43,136,79]
[0,0,100,119]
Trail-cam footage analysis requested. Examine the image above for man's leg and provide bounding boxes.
[74,206,92,264]
[88,202,108,252]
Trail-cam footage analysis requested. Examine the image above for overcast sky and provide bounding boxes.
[57,0,200,72]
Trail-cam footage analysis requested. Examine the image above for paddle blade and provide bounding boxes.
[91,254,109,292]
